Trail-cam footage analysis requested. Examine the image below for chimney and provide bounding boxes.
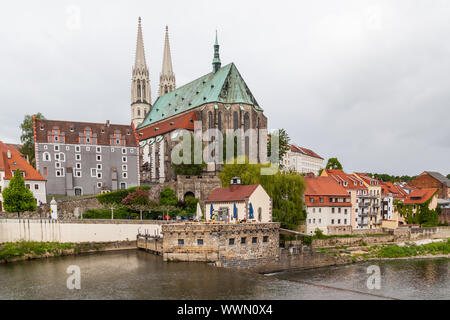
[106,120,110,127]
[230,176,241,192]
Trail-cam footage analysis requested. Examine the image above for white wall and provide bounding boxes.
[205,185,272,223]
[0,219,161,243]
[306,206,351,235]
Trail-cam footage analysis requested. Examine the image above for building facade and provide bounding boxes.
[282,144,324,176]
[0,141,47,209]
[410,171,450,199]
[136,33,268,183]
[34,118,139,196]
[204,178,272,223]
[305,176,352,235]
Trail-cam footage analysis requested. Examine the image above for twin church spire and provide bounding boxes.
[131,18,176,127]
[131,18,222,127]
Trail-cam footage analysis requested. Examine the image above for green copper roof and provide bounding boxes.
[137,62,262,129]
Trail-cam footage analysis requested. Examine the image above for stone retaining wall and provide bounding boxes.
[161,222,280,262]
[219,248,351,273]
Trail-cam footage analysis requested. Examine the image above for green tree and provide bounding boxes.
[218,160,306,230]
[159,187,178,206]
[19,113,45,168]
[171,133,206,176]
[267,129,290,166]
[447,174,450,180]
[325,157,343,170]
[121,188,154,220]
[2,169,37,217]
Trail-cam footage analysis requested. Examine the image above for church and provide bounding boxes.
[131,18,269,184]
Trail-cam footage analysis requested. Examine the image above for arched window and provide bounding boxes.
[142,82,146,100]
[244,113,250,158]
[137,108,141,117]
[208,111,213,129]
[233,111,239,130]
[43,152,50,161]
[137,81,141,99]
[218,112,222,131]
[244,112,250,131]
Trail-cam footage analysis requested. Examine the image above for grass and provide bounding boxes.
[0,241,75,261]
[349,239,450,259]
[375,240,450,258]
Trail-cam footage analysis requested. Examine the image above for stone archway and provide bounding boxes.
[184,191,195,200]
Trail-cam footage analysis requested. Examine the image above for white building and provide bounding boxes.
[282,144,324,176]
[205,177,272,223]
[0,141,47,210]
[305,176,352,235]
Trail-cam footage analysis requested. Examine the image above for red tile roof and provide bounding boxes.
[137,111,197,140]
[206,184,259,202]
[404,188,437,204]
[34,118,137,147]
[305,176,351,207]
[380,181,408,199]
[324,169,368,191]
[0,141,46,181]
[289,144,323,159]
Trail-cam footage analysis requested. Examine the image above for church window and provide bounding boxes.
[233,112,239,130]
[137,108,141,117]
[142,82,146,100]
[218,112,222,131]
[244,112,250,131]
[208,112,213,128]
[137,81,141,99]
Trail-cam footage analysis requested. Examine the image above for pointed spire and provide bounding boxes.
[134,17,147,68]
[159,25,176,97]
[212,29,221,73]
[161,25,174,75]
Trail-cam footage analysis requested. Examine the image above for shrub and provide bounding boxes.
[96,186,151,205]
[159,187,178,206]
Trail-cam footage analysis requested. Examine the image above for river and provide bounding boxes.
[0,250,448,300]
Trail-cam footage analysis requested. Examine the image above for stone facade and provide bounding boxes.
[161,222,279,262]
[176,175,222,203]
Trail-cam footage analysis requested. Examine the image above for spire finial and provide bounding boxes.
[159,25,176,97]
[134,17,147,68]
[212,30,221,73]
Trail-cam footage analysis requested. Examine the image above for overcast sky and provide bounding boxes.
[0,0,449,176]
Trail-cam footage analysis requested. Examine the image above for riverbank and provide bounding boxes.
[0,240,136,263]
[316,238,450,263]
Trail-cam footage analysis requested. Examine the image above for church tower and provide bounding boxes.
[158,26,176,97]
[212,30,221,73]
[131,17,151,128]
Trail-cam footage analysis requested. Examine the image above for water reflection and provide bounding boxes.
[0,251,448,300]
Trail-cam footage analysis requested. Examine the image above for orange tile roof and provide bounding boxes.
[324,169,368,191]
[0,141,46,181]
[404,188,437,204]
[137,111,197,140]
[380,181,408,199]
[206,184,259,202]
[305,176,351,207]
